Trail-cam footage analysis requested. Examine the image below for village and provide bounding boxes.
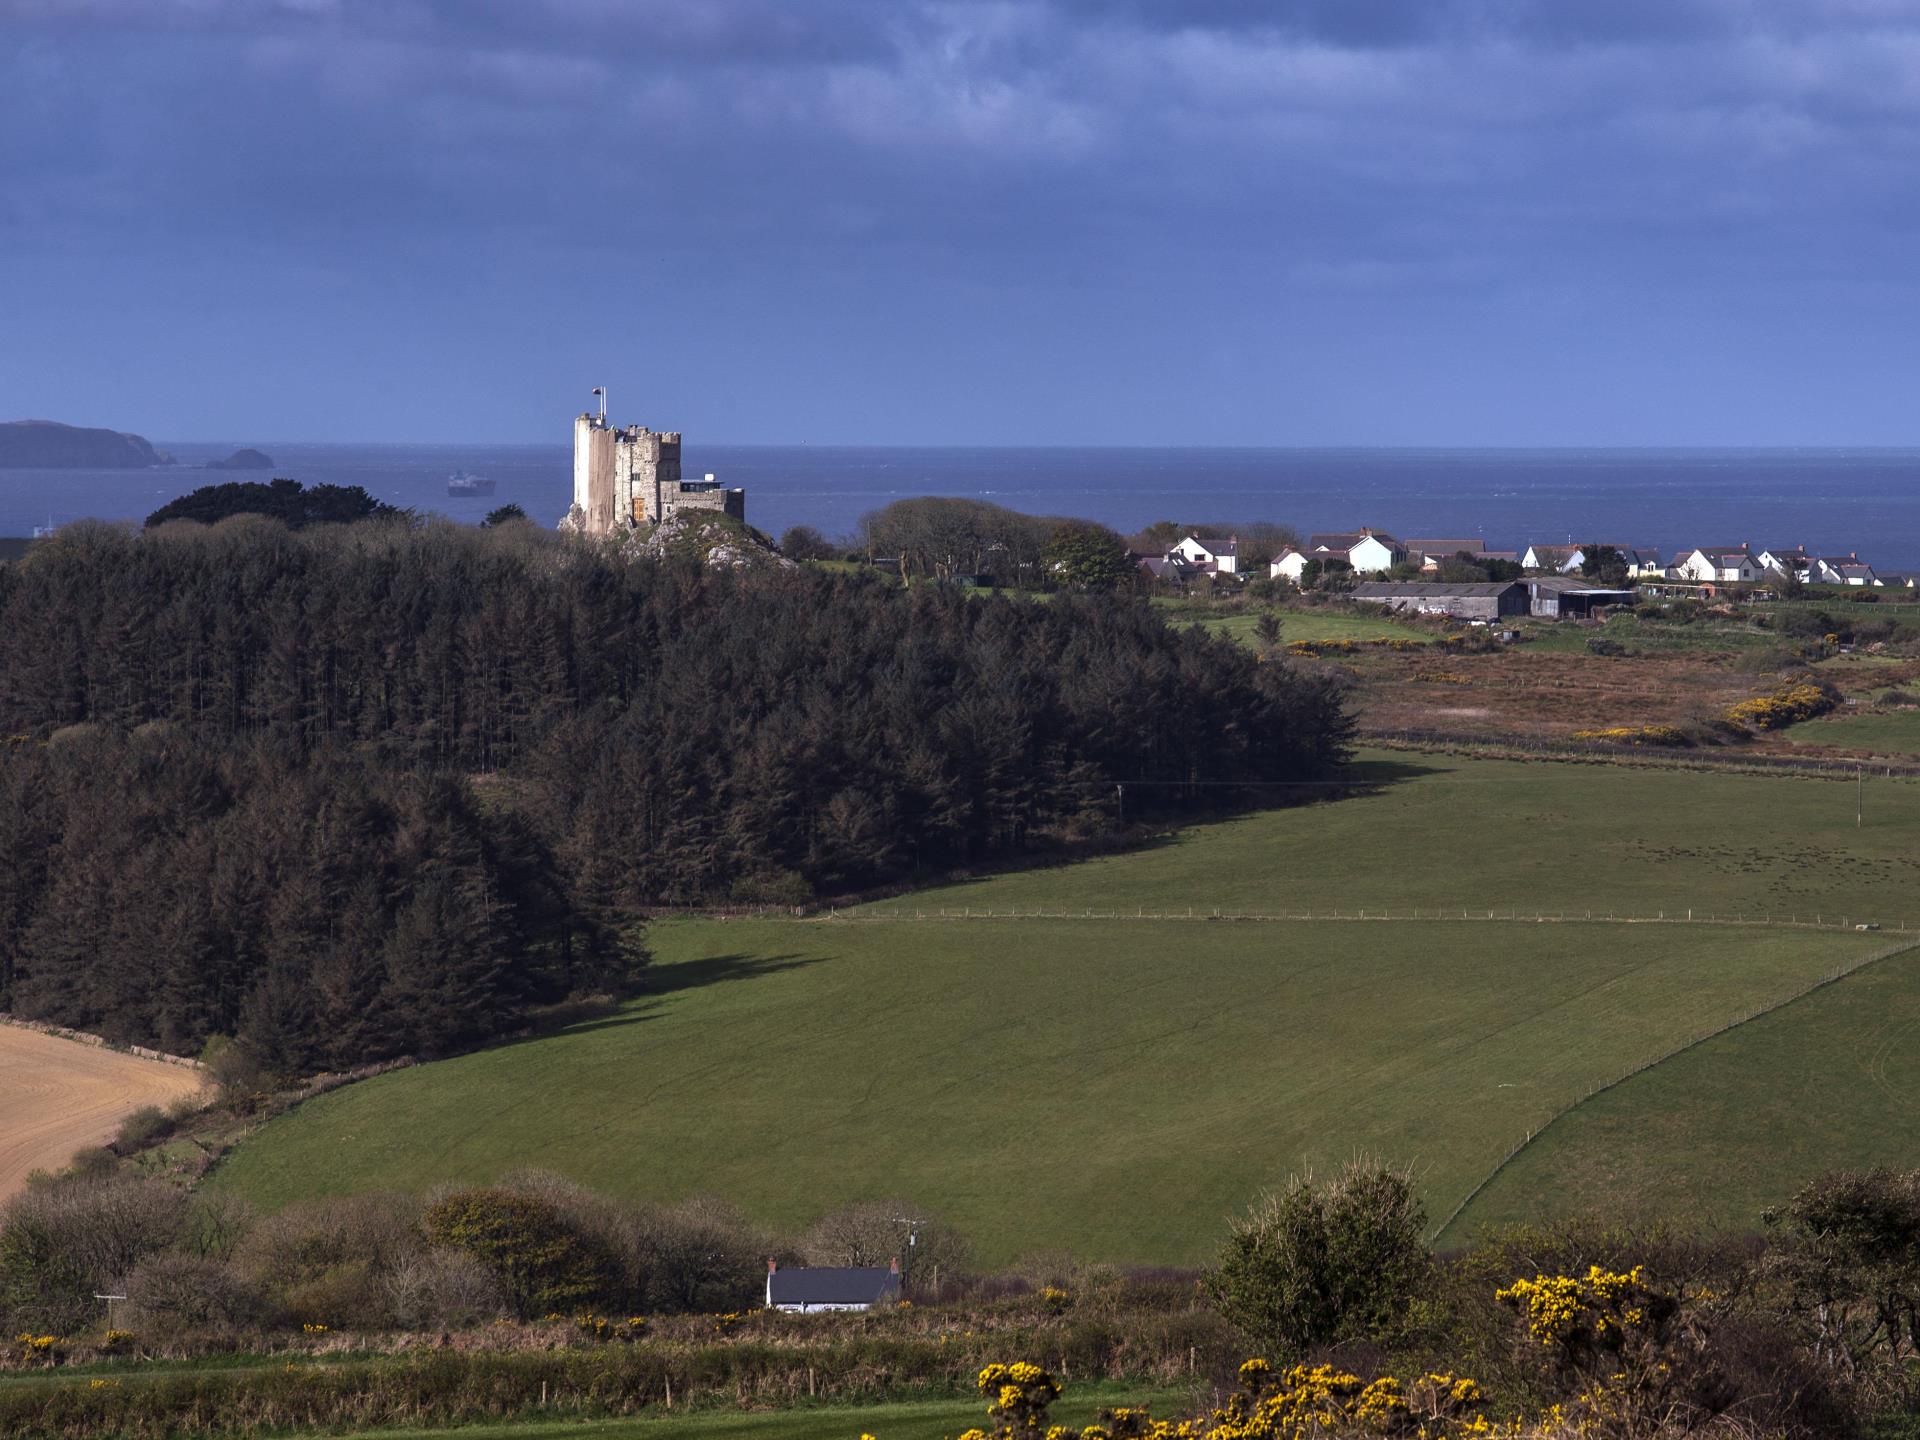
[1138,527,1915,621]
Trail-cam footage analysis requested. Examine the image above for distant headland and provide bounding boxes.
[205,446,275,471]
[0,419,173,469]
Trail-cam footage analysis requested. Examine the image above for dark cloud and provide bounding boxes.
[5,0,1920,442]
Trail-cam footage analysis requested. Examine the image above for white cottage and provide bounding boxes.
[766,1259,902,1314]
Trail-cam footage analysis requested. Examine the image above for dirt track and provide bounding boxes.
[0,1025,205,1199]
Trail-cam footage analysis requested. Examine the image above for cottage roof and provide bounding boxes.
[1405,538,1485,555]
[1524,544,1581,563]
[1184,531,1238,554]
[1307,532,1364,552]
[767,1266,901,1307]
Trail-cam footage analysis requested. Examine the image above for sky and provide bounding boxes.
[4,0,1920,445]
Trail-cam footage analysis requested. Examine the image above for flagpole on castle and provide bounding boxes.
[592,386,606,421]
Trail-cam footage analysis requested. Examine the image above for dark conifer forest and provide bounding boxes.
[0,518,1351,1071]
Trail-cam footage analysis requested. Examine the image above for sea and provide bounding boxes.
[6,442,1920,568]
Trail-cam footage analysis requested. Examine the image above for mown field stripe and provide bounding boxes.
[1431,935,1920,1248]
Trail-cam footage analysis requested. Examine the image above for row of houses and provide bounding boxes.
[1141,528,1912,589]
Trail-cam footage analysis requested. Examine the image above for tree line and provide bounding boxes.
[0,516,1351,1065]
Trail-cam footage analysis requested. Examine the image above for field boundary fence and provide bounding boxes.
[778,907,1915,933]
[1430,933,1920,1246]
[1366,728,1920,777]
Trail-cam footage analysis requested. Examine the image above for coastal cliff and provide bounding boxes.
[0,420,172,469]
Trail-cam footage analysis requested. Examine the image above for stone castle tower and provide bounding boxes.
[563,404,744,537]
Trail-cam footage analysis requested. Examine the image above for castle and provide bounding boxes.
[562,398,744,536]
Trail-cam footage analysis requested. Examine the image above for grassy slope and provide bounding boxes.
[216,915,1871,1262]
[862,751,1920,922]
[1448,940,1920,1243]
[216,752,1919,1261]
[1785,708,1920,756]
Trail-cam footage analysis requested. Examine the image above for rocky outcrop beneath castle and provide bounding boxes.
[0,419,172,468]
[623,513,793,571]
[206,447,274,470]
[556,502,589,535]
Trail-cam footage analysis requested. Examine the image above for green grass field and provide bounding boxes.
[214,751,1920,1262]
[215,917,1870,1262]
[861,750,1920,923]
[1785,708,1920,756]
[1148,600,1430,647]
[308,1383,1192,1440]
[1449,940,1920,1242]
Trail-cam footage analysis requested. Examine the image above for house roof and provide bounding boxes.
[767,1267,901,1306]
[1184,531,1238,554]
[1352,581,1521,598]
[1405,538,1485,555]
[1307,532,1364,552]
[1524,544,1582,562]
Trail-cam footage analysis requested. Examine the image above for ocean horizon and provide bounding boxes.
[6,441,1920,569]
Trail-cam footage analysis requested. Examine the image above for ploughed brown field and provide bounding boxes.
[0,1025,204,1198]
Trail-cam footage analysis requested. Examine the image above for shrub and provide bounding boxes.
[121,1252,268,1337]
[424,1190,613,1319]
[1205,1159,1429,1355]
[1585,638,1626,657]
[1569,725,1690,747]
[1725,681,1838,731]
[112,1106,174,1153]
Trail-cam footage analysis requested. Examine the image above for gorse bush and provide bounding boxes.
[1725,681,1838,731]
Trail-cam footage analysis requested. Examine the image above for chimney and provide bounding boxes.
[767,1258,777,1274]
[889,1256,901,1275]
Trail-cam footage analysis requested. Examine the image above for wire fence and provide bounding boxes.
[775,906,1913,933]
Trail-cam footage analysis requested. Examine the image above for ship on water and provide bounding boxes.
[446,469,495,497]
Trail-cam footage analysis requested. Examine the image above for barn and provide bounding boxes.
[1350,580,1528,620]
[1525,576,1637,618]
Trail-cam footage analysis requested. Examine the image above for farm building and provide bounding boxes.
[1526,576,1638,617]
[765,1259,901,1314]
[1350,580,1528,620]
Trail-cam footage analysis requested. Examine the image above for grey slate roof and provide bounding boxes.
[1526,576,1637,595]
[767,1266,901,1306]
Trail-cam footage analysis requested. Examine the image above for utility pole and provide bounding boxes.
[1857,765,1863,829]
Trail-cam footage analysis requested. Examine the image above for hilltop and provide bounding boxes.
[0,419,171,468]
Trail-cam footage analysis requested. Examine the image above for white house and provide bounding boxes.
[1168,532,1238,575]
[1521,544,1585,573]
[766,1259,902,1314]
[1758,545,1811,577]
[1671,547,1762,584]
[1787,551,1875,586]
[1621,548,1664,578]
[1269,548,1312,583]
[1346,531,1406,573]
